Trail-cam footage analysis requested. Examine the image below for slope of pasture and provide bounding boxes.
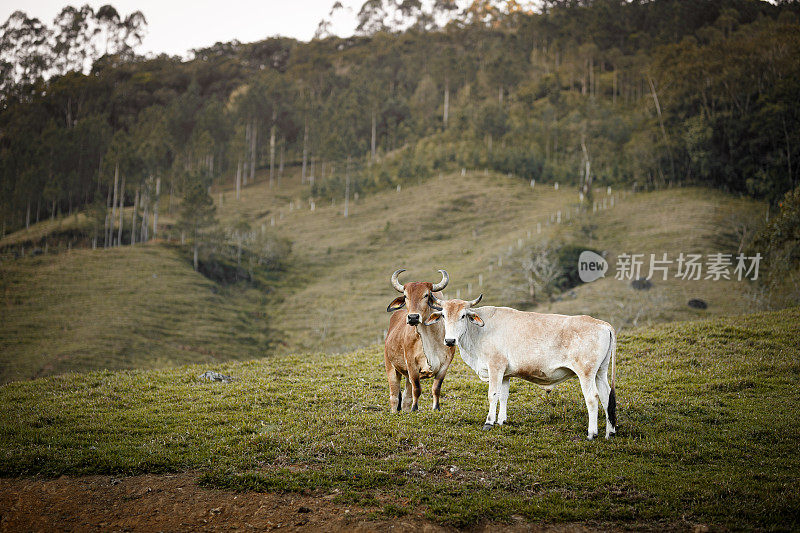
[215,170,592,354]
[0,168,768,380]
[1,308,798,529]
[213,171,766,352]
[0,213,91,249]
[0,245,275,384]
[541,188,766,330]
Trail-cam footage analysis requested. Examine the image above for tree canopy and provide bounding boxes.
[1,0,799,234]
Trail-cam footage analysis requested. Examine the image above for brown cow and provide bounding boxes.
[384,269,456,412]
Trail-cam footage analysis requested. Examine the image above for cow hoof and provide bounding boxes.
[482,423,494,431]
[411,405,418,412]
[433,405,440,411]
[586,433,597,441]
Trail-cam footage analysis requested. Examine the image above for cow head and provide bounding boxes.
[424,293,484,346]
[386,269,449,326]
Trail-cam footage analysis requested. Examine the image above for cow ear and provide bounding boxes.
[424,312,442,326]
[387,296,405,312]
[466,310,484,327]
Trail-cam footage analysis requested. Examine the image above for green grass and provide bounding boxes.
[0,168,771,381]
[543,187,767,329]
[209,169,769,354]
[0,245,279,384]
[2,307,798,529]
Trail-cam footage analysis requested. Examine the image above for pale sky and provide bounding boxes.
[0,0,364,57]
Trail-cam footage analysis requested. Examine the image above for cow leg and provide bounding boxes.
[431,376,444,411]
[401,377,413,411]
[578,374,600,440]
[497,377,511,425]
[409,373,423,412]
[387,368,402,413]
[483,368,504,430]
[431,355,453,411]
[595,372,616,438]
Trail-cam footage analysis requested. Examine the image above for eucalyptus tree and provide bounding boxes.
[233,70,298,188]
[0,11,51,95]
[177,174,217,271]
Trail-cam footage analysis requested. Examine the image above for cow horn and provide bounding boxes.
[391,269,406,293]
[431,269,449,292]
[467,293,483,307]
[429,292,444,311]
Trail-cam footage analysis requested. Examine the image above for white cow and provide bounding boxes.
[425,294,617,439]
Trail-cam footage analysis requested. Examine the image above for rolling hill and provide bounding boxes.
[0,167,767,382]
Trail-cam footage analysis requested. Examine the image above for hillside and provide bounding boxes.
[542,187,766,328]
[0,169,768,382]
[1,307,798,529]
[0,244,278,384]
[210,168,767,352]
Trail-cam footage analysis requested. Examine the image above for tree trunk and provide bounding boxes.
[168,177,174,214]
[132,187,139,245]
[581,133,592,192]
[104,174,112,248]
[278,139,285,187]
[193,242,199,271]
[647,75,675,182]
[269,109,276,188]
[236,158,242,200]
[302,117,309,183]
[141,179,149,242]
[109,163,119,247]
[243,121,250,186]
[153,177,161,239]
[250,118,257,185]
[371,110,377,161]
[582,59,588,95]
[612,70,617,105]
[443,78,449,129]
[25,200,30,229]
[117,176,125,246]
[344,156,350,218]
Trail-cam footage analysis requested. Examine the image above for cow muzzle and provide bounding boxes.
[407,313,420,326]
[444,338,456,347]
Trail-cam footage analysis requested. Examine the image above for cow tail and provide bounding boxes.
[607,327,617,428]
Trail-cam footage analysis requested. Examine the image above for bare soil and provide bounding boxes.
[0,473,606,532]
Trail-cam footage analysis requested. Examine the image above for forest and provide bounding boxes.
[1,0,799,241]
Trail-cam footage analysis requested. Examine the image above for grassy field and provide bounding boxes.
[0,245,279,384]
[0,168,769,383]
[0,307,797,529]
[207,170,767,354]
[542,187,766,330]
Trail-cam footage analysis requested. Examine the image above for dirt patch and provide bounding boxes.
[0,473,611,532]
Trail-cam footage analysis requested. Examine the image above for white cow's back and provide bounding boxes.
[461,306,611,384]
